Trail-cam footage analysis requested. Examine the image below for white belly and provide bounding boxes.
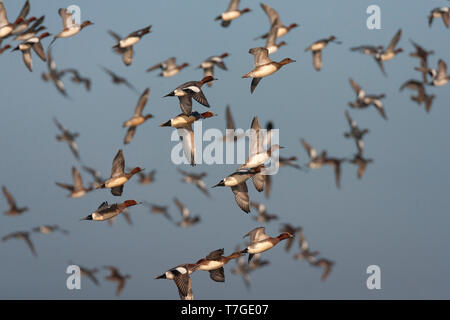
[105,177,127,188]
[171,116,192,128]
[174,88,187,96]
[277,28,288,38]
[198,261,224,271]
[92,211,119,221]
[224,175,248,187]
[163,68,180,77]
[252,65,277,78]
[310,43,325,51]
[59,27,80,38]
[120,36,139,48]
[245,153,269,168]
[434,79,449,87]
[248,241,274,254]
[71,190,86,198]
[222,11,241,21]
[201,61,214,69]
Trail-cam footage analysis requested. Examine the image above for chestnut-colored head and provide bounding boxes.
[279,58,296,66]
[329,36,336,41]
[278,41,287,48]
[180,62,189,69]
[81,21,94,29]
[278,232,294,240]
[241,8,251,14]
[144,114,154,120]
[200,75,217,84]
[200,111,217,119]
[13,17,25,25]
[123,200,140,207]
[129,167,143,175]
[220,52,229,58]
[395,48,403,54]
[27,17,37,23]
[288,23,298,30]
[39,32,51,40]
[140,29,151,36]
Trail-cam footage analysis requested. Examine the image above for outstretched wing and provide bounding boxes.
[249,47,271,67]
[231,182,250,213]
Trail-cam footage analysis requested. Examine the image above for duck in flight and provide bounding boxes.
[215,0,251,28]
[147,57,189,78]
[51,8,93,45]
[351,29,402,76]
[2,185,28,216]
[80,200,140,221]
[103,266,131,296]
[122,88,153,145]
[242,47,295,93]
[53,117,80,160]
[155,263,199,300]
[243,227,293,263]
[255,3,298,40]
[197,53,229,86]
[95,149,143,196]
[348,78,387,120]
[195,248,246,283]
[55,167,92,198]
[213,166,266,214]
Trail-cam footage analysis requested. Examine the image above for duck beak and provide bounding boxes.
[155,274,166,279]
[80,215,92,221]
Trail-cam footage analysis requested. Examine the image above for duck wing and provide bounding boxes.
[110,149,125,178]
[209,267,225,283]
[244,227,270,243]
[231,182,250,213]
[386,29,402,52]
[134,88,150,116]
[249,47,271,67]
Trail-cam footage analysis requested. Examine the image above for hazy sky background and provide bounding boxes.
[1,0,450,299]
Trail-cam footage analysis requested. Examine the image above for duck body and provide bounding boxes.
[82,200,139,221]
[243,63,278,78]
[160,111,215,128]
[244,227,293,261]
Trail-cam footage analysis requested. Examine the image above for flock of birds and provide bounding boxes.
[1,0,450,300]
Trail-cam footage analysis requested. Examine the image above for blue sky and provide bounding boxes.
[1,0,450,299]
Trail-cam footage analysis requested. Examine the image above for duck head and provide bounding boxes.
[200,111,217,119]
[277,232,294,240]
[180,62,189,69]
[279,58,296,65]
[277,41,287,48]
[287,23,299,31]
[80,21,94,29]
[200,75,217,85]
[123,200,140,208]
